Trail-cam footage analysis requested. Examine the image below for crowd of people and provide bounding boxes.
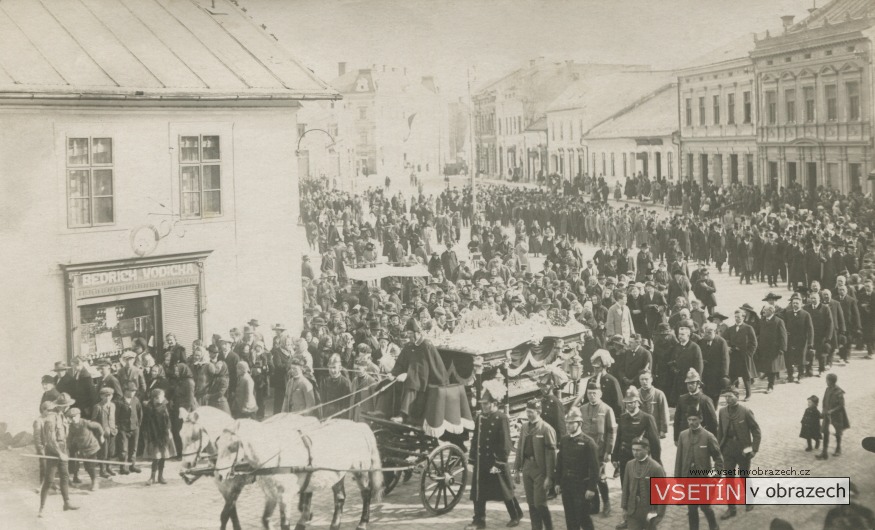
[33,174,875,527]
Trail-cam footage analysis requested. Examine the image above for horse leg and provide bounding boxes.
[354,473,372,530]
[330,480,346,530]
[229,479,245,530]
[262,492,277,529]
[295,489,313,530]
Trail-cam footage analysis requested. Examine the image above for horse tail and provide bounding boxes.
[363,426,383,502]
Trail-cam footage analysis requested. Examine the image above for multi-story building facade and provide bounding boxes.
[296,100,357,191]
[330,64,448,180]
[678,36,759,186]
[753,4,875,193]
[473,59,648,181]
[0,0,335,432]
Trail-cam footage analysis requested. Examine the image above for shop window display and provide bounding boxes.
[79,297,157,360]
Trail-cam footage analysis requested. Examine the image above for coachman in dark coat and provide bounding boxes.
[468,384,523,528]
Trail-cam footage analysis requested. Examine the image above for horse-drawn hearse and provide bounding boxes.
[177,314,588,529]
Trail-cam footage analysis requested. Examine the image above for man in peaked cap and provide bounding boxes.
[514,399,557,530]
[576,378,616,518]
[673,368,717,443]
[467,380,524,530]
[717,386,761,521]
[675,404,722,530]
[621,437,667,530]
[556,407,600,530]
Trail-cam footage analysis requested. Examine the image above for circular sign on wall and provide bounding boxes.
[130,225,159,256]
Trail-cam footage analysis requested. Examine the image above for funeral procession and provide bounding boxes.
[5,0,875,529]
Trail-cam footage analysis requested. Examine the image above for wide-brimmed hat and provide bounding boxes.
[708,312,729,322]
[47,392,75,410]
[740,303,757,314]
[762,292,782,302]
[52,361,70,372]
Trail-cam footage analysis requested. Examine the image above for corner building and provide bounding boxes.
[0,0,335,432]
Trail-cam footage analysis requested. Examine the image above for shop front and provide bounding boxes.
[61,251,211,363]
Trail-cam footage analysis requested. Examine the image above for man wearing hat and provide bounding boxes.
[205,342,232,414]
[722,309,758,401]
[784,293,814,383]
[513,399,557,530]
[835,284,860,365]
[390,319,449,425]
[69,356,98,418]
[118,351,146,400]
[698,323,730,406]
[621,436,666,530]
[95,358,123,400]
[578,378,617,518]
[760,292,784,320]
[92,385,118,477]
[116,380,143,474]
[673,368,717,443]
[675,406,722,530]
[642,282,667,339]
[40,374,60,410]
[805,292,834,377]
[39,393,78,516]
[671,326,704,407]
[716,386,761,521]
[612,386,661,493]
[467,380,523,530]
[555,407,599,530]
[320,354,353,420]
[538,371,567,444]
[758,306,787,393]
[66,406,103,490]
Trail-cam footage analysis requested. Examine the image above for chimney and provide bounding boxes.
[781,15,795,31]
[338,62,346,76]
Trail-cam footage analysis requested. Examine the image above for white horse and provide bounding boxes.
[179,407,317,530]
[215,418,383,530]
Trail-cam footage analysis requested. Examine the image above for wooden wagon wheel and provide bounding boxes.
[419,444,468,515]
[371,428,403,495]
[383,469,402,495]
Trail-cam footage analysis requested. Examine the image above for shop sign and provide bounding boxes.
[74,262,199,298]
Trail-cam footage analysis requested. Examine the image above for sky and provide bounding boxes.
[242,0,815,96]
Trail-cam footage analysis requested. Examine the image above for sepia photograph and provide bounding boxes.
[1,0,874,528]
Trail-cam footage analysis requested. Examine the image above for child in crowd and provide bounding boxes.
[142,388,176,485]
[800,395,822,452]
[66,407,104,491]
[92,386,117,477]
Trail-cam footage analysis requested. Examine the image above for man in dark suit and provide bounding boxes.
[555,408,599,530]
[723,309,758,401]
[698,323,730,405]
[441,242,460,282]
[757,305,787,393]
[806,293,834,377]
[619,334,652,392]
[820,289,845,370]
[835,284,860,365]
[69,356,98,418]
[717,387,761,521]
[671,326,703,405]
[784,293,814,382]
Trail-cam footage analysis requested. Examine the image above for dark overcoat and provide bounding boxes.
[723,323,759,379]
[470,410,515,502]
[756,316,787,374]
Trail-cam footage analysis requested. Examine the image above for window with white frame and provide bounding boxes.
[66,137,114,228]
[179,135,222,219]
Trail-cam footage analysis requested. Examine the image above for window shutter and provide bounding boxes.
[162,286,200,354]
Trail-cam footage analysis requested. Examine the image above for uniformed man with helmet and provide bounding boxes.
[611,386,661,529]
[673,368,718,444]
[466,379,523,529]
[555,407,599,530]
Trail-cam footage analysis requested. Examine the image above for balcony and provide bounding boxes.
[757,121,871,144]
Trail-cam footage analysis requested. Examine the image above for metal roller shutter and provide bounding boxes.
[162,286,200,355]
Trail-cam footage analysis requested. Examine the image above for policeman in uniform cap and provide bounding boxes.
[673,368,718,444]
[513,399,557,530]
[555,407,599,530]
[675,406,723,530]
[577,378,617,517]
[466,379,523,530]
[621,437,666,530]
